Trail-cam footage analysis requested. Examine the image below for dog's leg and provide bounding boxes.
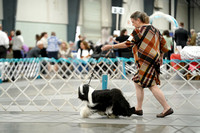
[107,114,118,119]
[105,106,113,115]
[128,107,136,116]
[105,106,118,118]
[97,112,106,116]
[80,106,93,118]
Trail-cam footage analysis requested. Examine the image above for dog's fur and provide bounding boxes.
[78,84,135,118]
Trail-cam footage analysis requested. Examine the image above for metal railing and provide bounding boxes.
[0,58,199,114]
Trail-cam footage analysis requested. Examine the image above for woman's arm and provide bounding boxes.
[101,42,127,51]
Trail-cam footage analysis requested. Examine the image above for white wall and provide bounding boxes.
[78,0,101,43]
[176,0,188,30]
[78,0,112,44]
[16,0,68,47]
[16,21,67,47]
[121,0,144,34]
[101,0,112,44]
[152,0,170,32]
[0,0,3,24]
[101,0,112,28]
[194,7,200,32]
[17,0,68,24]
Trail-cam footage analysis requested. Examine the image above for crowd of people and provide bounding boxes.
[0,22,200,63]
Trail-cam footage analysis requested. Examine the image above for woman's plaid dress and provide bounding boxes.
[125,25,169,88]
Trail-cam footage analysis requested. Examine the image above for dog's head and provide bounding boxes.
[78,84,90,101]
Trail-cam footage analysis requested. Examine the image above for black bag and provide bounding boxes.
[91,45,116,59]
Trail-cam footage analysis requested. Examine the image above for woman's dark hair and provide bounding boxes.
[120,29,127,36]
[16,30,21,36]
[40,32,47,38]
[35,34,40,41]
[163,30,170,37]
[130,11,149,24]
[81,41,90,50]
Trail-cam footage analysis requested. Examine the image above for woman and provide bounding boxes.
[58,41,72,77]
[58,41,72,58]
[40,32,48,57]
[11,30,24,58]
[163,30,173,60]
[102,11,173,118]
[77,41,93,73]
[77,41,93,60]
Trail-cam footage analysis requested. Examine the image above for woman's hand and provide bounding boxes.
[101,45,112,51]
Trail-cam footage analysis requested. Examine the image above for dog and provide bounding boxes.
[78,84,135,118]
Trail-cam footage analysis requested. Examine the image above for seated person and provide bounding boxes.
[26,41,45,75]
[58,41,72,77]
[77,41,93,60]
[27,41,43,58]
[77,41,93,73]
[58,41,72,59]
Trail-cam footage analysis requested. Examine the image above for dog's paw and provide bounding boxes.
[107,114,118,119]
[80,106,92,118]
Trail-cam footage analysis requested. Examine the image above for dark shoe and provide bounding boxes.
[157,108,174,118]
[133,107,143,116]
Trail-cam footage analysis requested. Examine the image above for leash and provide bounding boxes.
[87,49,113,85]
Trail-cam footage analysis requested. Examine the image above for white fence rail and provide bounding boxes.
[0,58,200,114]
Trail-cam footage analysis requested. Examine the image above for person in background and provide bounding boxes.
[88,40,95,52]
[46,32,61,74]
[0,24,9,58]
[58,41,72,77]
[77,41,93,74]
[58,41,72,59]
[196,32,200,46]
[7,30,15,54]
[174,22,188,49]
[163,30,173,60]
[47,32,61,59]
[76,35,82,51]
[27,41,47,76]
[115,29,132,58]
[40,32,48,57]
[11,30,24,58]
[35,34,40,44]
[77,41,93,60]
[187,29,197,46]
[27,41,43,58]
[76,35,85,51]
[21,44,29,58]
[68,41,76,52]
[8,31,15,42]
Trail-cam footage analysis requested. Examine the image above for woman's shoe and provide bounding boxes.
[133,107,143,116]
[156,108,174,118]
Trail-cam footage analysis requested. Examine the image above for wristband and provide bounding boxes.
[112,45,114,49]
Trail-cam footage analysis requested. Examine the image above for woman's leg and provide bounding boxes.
[149,85,171,113]
[134,82,144,110]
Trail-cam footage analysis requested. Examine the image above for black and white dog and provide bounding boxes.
[78,84,135,118]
